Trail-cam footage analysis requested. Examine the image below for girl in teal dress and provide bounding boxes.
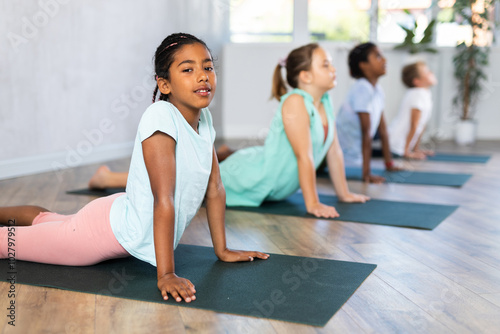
[220,43,369,218]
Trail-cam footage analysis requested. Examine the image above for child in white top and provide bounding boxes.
[337,43,400,183]
[0,33,269,304]
[389,62,437,159]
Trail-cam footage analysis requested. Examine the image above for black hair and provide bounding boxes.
[348,42,377,79]
[152,33,212,103]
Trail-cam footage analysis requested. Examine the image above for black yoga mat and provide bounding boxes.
[67,187,126,196]
[228,193,457,230]
[426,152,490,163]
[0,244,376,327]
[318,167,471,187]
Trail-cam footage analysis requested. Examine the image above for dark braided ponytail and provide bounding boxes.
[152,33,212,103]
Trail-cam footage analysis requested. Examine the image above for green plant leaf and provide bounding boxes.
[420,19,436,44]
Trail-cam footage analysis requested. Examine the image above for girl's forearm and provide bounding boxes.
[297,155,320,207]
[153,202,176,279]
[327,142,349,199]
[206,182,228,257]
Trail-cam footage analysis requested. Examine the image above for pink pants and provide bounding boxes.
[0,193,129,266]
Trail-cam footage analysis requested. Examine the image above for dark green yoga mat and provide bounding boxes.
[67,187,126,196]
[0,244,376,327]
[426,152,490,163]
[318,167,471,187]
[228,193,457,230]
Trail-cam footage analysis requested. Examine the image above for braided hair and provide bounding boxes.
[152,33,212,103]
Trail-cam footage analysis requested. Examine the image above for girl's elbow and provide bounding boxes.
[153,195,175,211]
[206,179,225,199]
[295,152,314,164]
[214,180,226,196]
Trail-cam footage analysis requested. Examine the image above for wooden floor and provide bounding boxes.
[1,140,500,333]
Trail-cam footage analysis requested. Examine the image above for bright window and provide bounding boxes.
[377,0,433,44]
[229,0,294,42]
[308,0,371,42]
[436,0,494,47]
[228,0,496,46]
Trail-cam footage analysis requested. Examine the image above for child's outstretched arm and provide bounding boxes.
[358,113,385,183]
[205,148,269,262]
[405,109,428,159]
[378,114,403,172]
[326,124,370,203]
[414,126,434,156]
[143,131,197,303]
[282,95,339,218]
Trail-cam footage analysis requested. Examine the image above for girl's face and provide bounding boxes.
[362,47,386,78]
[309,47,337,90]
[159,43,216,114]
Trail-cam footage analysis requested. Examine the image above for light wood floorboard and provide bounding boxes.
[1,141,499,333]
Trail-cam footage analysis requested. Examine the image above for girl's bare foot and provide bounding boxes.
[88,165,111,189]
[216,144,235,162]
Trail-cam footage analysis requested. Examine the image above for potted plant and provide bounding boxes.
[451,0,495,145]
[394,11,437,55]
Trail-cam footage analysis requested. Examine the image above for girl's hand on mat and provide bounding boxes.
[339,192,370,203]
[306,202,339,218]
[364,174,386,184]
[158,273,196,303]
[216,248,270,262]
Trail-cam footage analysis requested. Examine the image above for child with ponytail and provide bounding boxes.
[219,43,369,218]
[0,33,268,303]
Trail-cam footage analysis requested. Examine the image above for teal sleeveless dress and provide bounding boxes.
[220,88,335,207]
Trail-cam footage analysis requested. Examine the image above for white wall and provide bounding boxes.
[0,0,230,180]
[221,43,500,142]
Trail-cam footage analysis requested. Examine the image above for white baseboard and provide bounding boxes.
[0,141,134,181]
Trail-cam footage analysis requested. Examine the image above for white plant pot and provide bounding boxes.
[455,120,476,146]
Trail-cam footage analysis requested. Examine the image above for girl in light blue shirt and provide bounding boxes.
[0,33,268,304]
